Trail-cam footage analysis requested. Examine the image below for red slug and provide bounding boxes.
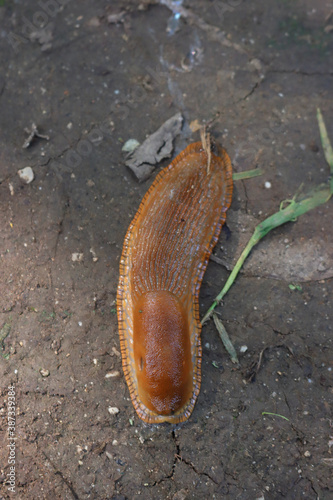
[117,141,233,423]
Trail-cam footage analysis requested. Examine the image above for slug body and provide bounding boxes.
[117,142,233,423]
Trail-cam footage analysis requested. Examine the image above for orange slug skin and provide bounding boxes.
[117,142,233,424]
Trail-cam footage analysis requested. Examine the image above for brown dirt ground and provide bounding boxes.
[0,1,332,499]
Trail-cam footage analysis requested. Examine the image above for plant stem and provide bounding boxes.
[202,109,333,325]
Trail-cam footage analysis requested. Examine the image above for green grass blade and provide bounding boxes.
[202,111,333,325]
[233,168,263,181]
[317,108,333,172]
[262,412,290,421]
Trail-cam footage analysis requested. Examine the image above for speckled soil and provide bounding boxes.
[0,1,332,499]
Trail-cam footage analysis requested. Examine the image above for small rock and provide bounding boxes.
[317,262,327,272]
[108,406,120,415]
[189,119,202,133]
[173,490,188,500]
[71,253,84,262]
[18,167,34,184]
[112,346,121,357]
[87,17,101,27]
[40,368,50,377]
[105,370,121,378]
[122,138,140,154]
[240,345,248,353]
[249,58,263,72]
[264,181,271,189]
[304,450,311,457]
[107,11,126,24]
[89,248,98,262]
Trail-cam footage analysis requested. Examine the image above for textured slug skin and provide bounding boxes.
[117,142,233,423]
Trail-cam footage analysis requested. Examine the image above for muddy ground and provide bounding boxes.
[0,1,333,499]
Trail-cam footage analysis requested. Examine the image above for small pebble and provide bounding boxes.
[108,406,120,415]
[304,450,311,457]
[18,167,34,184]
[240,345,248,353]
[112,346,121,357]
[122,138,140,153]
[264,181,272,189]
[72,253,84,262]
[317,262,327,272]
[40,368,50,377]
[105,370,120,378]
[90,248,98,262]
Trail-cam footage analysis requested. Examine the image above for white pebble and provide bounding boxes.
[122,138,140,153]
[72,253,84,262]
[264,181,272,189]
[108,406,119,415]
[18,167,34,184]
[240,345,248,353]
[105,370,120,378]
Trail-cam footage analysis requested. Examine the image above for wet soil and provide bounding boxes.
[0,1,332,499]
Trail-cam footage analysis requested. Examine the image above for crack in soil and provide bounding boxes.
[42,451,80,499]
[53,195,70,260]
[267,68,333,77]
[239,81,261,103]
[171,430,218,485]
